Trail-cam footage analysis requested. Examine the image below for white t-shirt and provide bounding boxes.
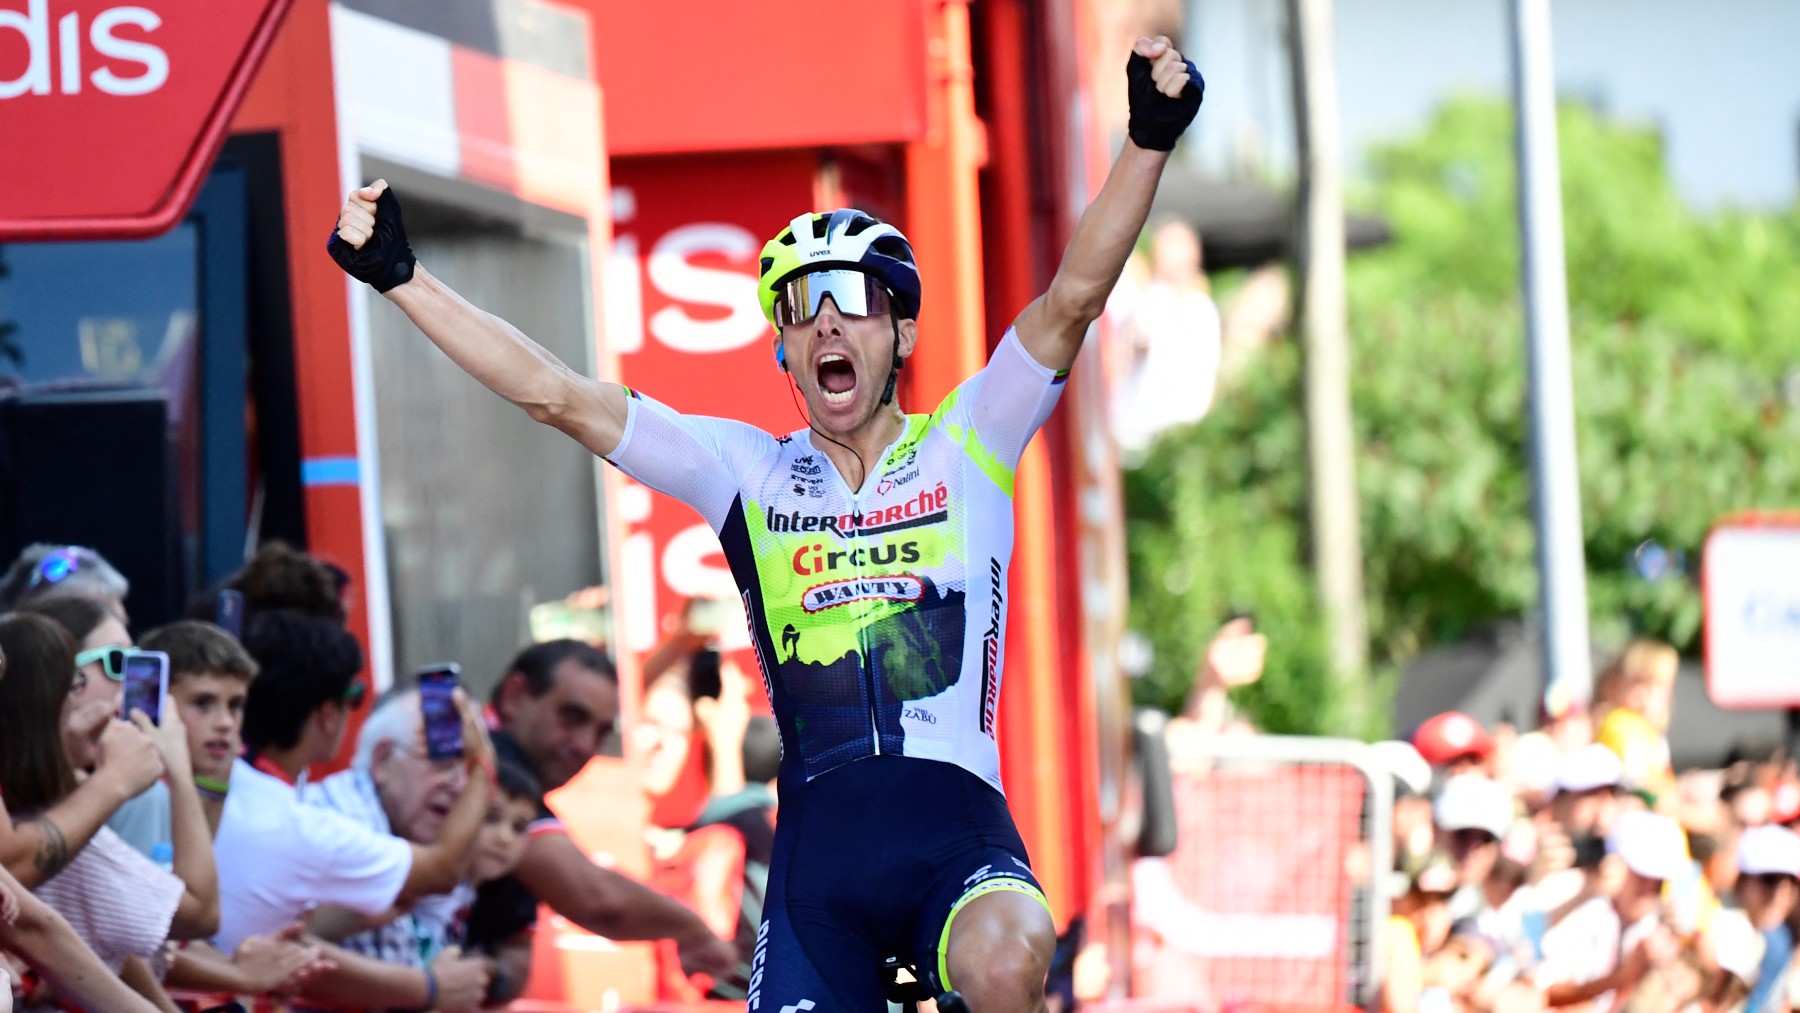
[1532,895,1621,997]
[212,758,414,952]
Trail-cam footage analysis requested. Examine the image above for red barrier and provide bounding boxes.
[1133,765,1368,1010]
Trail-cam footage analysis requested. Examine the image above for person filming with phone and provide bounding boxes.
[0,613,218,1010]
[213,610,497,1011]
[304,671,543,1007]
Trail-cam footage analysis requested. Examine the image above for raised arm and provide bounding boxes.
[1013,36,1203,371]
[330,182,630,458]
[396,691,495,905]
[514,831,736,978]
[3,718,164,888]
[136,709,220,940]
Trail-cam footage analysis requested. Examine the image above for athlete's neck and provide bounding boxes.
[814,401,907,493]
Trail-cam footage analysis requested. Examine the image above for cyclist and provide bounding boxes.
[330,35,1203,1012]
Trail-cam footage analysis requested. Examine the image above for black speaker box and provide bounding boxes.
[0,388,186,630]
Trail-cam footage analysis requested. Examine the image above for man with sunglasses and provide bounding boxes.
[331,35,1203,1011]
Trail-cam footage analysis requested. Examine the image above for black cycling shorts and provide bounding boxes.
[745,754,1047,1012]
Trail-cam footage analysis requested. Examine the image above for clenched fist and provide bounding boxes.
[327,180,416,292]
[1126,36,1204,152]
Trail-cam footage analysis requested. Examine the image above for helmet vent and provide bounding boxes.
[871,236,910,260]
[777,230,797,246]
[844,216,874,236]
[811,216,830,239]
[759,256,774,275]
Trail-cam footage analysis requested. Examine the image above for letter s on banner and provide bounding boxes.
[648,223,765,353]
[91,7,169,96]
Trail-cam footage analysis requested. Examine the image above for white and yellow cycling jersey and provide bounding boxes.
[605,328,1067,793]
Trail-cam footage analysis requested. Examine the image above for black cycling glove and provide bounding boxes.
[1126,51,1205,152]
[327,187,416,293]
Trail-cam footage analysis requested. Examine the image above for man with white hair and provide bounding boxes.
[303,688,488,968]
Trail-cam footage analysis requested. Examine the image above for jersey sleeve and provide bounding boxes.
[935,327,1068,493]
[604,389,780,530]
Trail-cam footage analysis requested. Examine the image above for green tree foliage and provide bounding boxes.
[1125,98,1800,735]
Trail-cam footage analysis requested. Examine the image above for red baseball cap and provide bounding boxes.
[1412,711,1493,766]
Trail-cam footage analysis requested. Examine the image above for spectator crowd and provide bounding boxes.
[0,542,747,1012]
[1138,620,1796,1013]
[3,538,1784,1013]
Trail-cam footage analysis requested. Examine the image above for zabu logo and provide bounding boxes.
[0,1,170,99]
[801,575,923,613]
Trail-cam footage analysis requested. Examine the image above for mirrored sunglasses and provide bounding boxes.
[774,269,892,328]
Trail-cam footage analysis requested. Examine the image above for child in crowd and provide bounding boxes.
[468,760,543,888]
[138,621,260,834]
[414,758,543,1006]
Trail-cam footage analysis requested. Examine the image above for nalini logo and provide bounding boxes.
[0,1,171,99]
[801,575,923,613]
[875,467,920,495]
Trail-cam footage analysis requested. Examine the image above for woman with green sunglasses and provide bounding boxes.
[18,596,133,772]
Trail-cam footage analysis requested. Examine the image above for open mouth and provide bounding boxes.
[816,353,857,406]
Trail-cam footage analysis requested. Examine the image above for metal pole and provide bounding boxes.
[1509,0,1593,712]
[1286,0,1369,680]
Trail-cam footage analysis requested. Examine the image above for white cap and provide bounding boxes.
[1738,824,1800,877]
[1433,775,1513,841]
[1550,743,1624,798]
[1507,731,1560,797]
[1371,740,1432,797]
[1710,909,1764,985]
[1606,810,1689,882]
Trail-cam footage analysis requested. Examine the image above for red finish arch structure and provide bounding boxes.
[0,0,296,239]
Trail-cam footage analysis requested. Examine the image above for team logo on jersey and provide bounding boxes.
[767,483,949,536]
[875,467,921,495]
[789,455,823,477]
[801,575,924,613]
[791,539,921,575]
